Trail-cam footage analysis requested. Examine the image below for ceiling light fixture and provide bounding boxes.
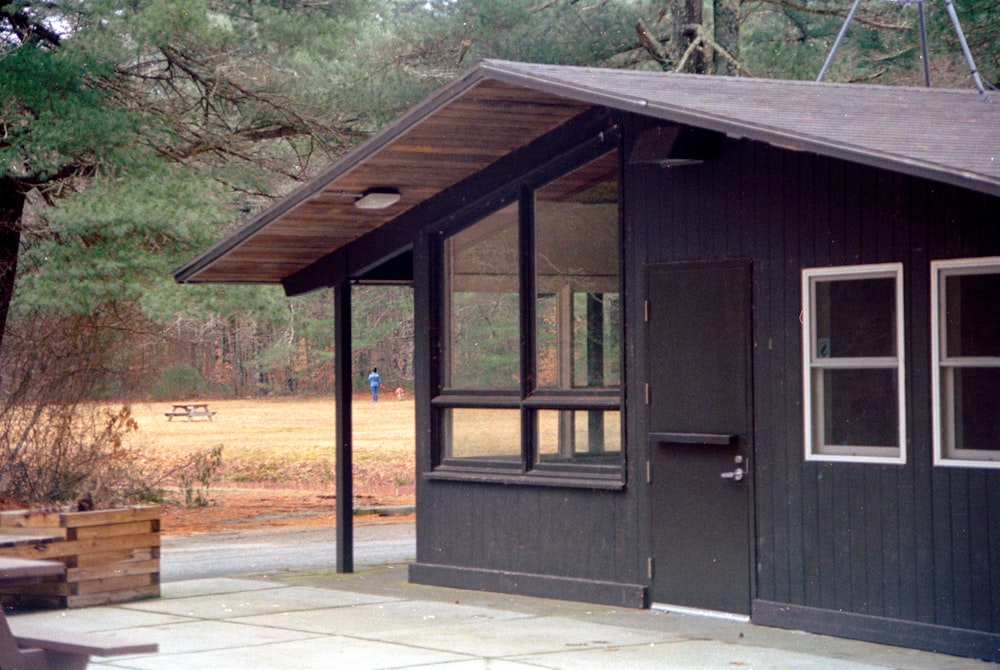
[354,188,401,210]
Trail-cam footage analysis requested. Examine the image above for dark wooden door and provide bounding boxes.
[647,260,752,615]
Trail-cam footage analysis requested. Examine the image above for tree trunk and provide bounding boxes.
[670,0,705,73]
[713,0,741,75]
[0,180,25,352]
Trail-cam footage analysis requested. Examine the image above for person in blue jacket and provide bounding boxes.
[368,367,381,402]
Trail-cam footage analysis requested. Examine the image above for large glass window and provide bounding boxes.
[535,158,621,391]
[802,264,906,463]
[442,408,521,462]
[436,143,622,483]
[932,258,1000,468]
[444,202,520,390]
[536,409,621,464]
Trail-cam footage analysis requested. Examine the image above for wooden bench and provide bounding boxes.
[164,402,216,421]
[0,556,157,669]
[5,619,158,670]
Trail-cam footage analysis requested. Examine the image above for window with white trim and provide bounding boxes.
[932,257,1000,468]
[802,264,906,464]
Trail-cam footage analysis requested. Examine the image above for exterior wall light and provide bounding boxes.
[354,189,401,210]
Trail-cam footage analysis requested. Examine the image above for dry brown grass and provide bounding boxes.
[126,397,415,535]
[131,396,414,459]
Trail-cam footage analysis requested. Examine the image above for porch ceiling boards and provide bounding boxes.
[175,60,1000,290]
[174,77,591,285]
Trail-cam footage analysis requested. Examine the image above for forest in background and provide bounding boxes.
[2,0,997,402]
[0,0,997,505]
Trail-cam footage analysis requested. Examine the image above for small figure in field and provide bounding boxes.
[368,367,381,402]
[394,386,405,401]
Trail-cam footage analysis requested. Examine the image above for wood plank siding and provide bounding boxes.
[406,110,998,656]
[411,483,645,606]
[625,116,1000,656]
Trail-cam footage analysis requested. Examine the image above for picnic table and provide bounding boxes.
[0,555,158,669]
[165,402,216,422]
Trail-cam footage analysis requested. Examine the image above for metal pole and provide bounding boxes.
[917,1,931,87]
[817,0,865,82]
[942,0,987,97]
[334,281,354,573]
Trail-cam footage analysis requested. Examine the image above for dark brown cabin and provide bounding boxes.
[176,61,1000,662]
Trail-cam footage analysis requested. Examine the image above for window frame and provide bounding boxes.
[429,130,624,488]
[931,256,1000,469]
[802,263,907,465]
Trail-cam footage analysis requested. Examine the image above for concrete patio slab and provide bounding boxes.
[120,584,396,620]
[8,607,188,634]
[158,577,291,599]
[98,635,471,670]
[507,638,893,670]
[230,598,534,636]
[4,564,995,669]
[107,619,317,655]
[368,614,675,658]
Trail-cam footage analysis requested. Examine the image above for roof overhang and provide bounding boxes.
[175,60,1000,291]
[174,66,593,288]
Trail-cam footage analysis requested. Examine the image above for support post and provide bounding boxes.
[587,292,605,452]
[334,281,353,573]
[558,284,574,457]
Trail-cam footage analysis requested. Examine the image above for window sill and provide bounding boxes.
[934,452,1000,469]
[425,464,625,490]
[805,450,904,465]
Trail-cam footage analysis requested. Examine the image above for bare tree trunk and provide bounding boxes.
[670,0,706,73]
[713,0,741,75]
[0,180,25,353]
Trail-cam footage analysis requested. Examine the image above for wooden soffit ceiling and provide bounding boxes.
[174,74,592,286]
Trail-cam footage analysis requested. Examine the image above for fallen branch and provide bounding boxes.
[636,19,671,66]
[674,24,754,77]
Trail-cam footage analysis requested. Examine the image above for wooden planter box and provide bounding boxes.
[0,505,160,608]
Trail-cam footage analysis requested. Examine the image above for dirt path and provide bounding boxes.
[159,485,415,535]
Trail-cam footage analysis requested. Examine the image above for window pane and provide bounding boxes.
[537,410,622,464]
[815,278,896,358]
[948,367,1000,451]
[443,408,520,461]
[815,368,898,447]
[535,151,620,390]
[944,273,1000,358]
[445,203,519,389]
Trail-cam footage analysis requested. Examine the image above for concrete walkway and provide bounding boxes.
[6,564,994,669]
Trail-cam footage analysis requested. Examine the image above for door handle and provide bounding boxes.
[720,467,744,482]
[720,455,745,482]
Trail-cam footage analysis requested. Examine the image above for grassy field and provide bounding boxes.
[127,397,416,534]
[132,396,413,458]
[128,397,617,534]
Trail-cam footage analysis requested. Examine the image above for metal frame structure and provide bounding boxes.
[817,0,986,97]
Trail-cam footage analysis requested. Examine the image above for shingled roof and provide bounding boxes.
[175,60,1000,288]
